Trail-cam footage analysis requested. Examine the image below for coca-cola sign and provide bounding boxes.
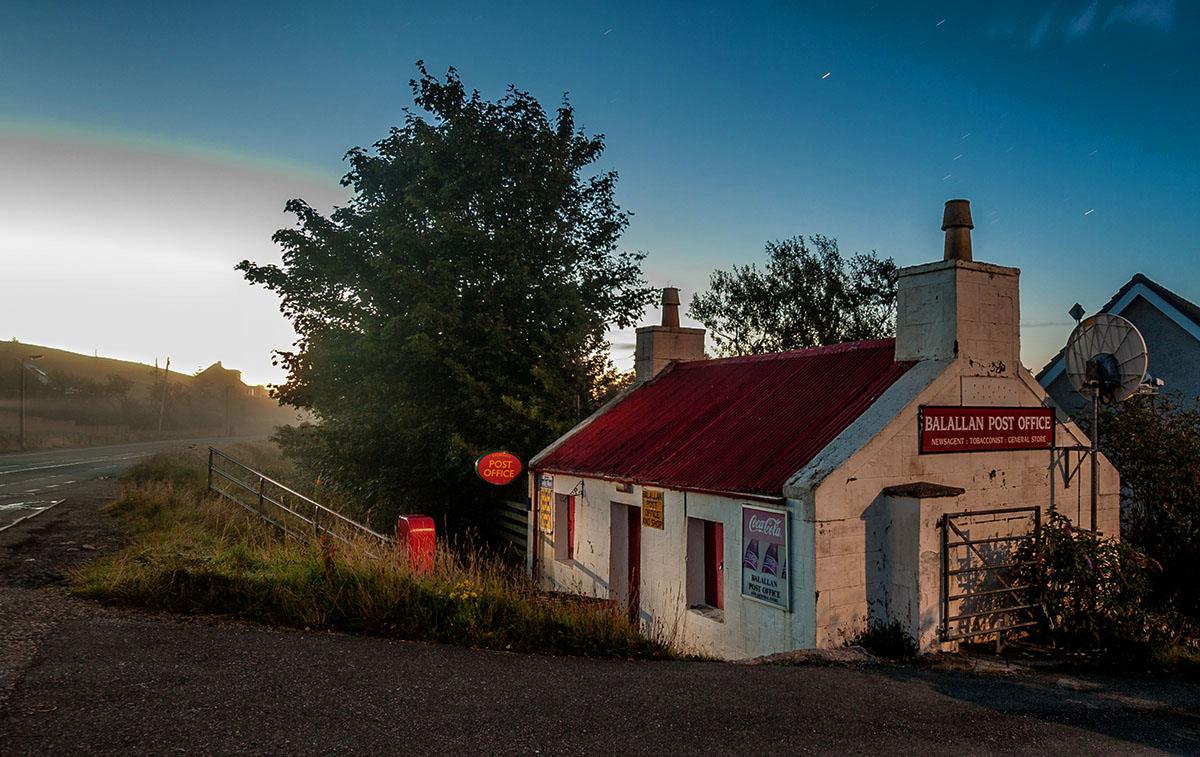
[741,504,790,611]
[746,513,784,539]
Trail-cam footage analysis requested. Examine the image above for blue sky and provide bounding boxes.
[1,1,1196,383]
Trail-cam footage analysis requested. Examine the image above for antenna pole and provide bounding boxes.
[1091,388,1100,533]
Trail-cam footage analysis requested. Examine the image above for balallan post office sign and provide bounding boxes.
[919,406,1054,454]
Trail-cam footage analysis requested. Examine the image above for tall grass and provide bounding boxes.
[74,451,670,659]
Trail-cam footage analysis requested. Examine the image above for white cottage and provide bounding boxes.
[528,200,1119,659]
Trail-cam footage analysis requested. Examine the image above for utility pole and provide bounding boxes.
[1091,387,1100,532]
[17,354,44,451]
[158,357,170,436]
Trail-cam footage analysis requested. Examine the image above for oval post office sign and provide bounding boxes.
[475,451,523,485]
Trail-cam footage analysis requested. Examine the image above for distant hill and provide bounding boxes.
[0,340,306,451]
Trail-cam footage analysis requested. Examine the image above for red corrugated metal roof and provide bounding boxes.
[537,339,914,497]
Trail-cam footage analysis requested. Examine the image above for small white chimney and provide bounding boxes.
[894,200,1021,370]
[635,287,706,382]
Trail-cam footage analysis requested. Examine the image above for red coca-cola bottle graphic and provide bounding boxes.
[762,544,780,576]
[743,539,760,571]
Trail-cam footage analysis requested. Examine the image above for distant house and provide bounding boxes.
[1038,274,1200,413]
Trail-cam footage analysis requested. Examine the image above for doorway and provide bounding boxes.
[609,503,641,624]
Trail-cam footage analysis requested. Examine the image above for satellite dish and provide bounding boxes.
[1065,313,1147,404]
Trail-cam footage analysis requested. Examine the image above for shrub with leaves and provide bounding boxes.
[1016,510,1167,652]
[1099,394,1200,625]
[853,620,916,659]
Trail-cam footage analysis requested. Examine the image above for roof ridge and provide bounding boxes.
[677,338,896,368]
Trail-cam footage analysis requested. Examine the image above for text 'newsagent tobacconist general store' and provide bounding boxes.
[525,199,1118,660]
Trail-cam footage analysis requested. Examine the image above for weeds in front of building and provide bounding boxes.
[73,449,670,659]
[852,621,917,659]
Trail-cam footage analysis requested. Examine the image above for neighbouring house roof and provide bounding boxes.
[1037,273,1200,385]
[534,339,915,498]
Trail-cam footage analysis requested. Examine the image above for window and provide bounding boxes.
[687,517,724,614]
[554,494,575,561]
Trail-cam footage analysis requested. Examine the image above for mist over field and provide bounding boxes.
[0,340,303,452]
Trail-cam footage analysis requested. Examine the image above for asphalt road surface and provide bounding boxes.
[0,439,250,532]
[1,440,1198,755]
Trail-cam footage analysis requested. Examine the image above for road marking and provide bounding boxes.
[0,499,66,533]
[0,452,150,477]
[0,500,58,511]
[25,489,41,494]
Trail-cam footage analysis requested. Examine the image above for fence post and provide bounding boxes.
[207,448,213,493]
[258,476,265,517]
[314,503,320,539]
[940,513,949,642]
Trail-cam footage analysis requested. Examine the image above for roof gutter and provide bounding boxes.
[532,466,787,505]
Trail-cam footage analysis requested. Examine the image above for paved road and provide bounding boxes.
[2,614,1199,755]
[0,439,253,532]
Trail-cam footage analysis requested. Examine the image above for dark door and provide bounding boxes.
[704,520,724,609]
[627,506,641,623]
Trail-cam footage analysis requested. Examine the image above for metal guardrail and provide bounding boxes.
[206,447,392,548]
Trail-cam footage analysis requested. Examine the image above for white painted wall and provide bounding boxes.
[531,475,816,660]
[804,360,1120,650]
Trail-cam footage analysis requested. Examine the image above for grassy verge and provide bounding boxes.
[73,449,670,659]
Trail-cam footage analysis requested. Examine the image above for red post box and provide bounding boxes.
[396,514,436,574]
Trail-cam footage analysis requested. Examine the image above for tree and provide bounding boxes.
[238,63,653,529]
[689,236,897,356]
[1099,394,1200,624]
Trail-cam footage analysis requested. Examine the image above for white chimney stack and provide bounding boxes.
[635,287,706,382]
[894,200,1020,370]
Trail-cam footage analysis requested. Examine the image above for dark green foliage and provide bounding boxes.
[689,236,897,356]
[238,63,653,528]
[1015,511,1167,652]
[853,620,917,659]
[1099,394,1200,625]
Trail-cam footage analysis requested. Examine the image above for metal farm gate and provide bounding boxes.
[940,506,1041,644]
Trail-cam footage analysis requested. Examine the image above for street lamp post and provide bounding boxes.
[18,354,44,451]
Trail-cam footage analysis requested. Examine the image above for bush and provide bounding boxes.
[1100,394,1200,625]
[853,620,916,659]
[1015,510,1171,653]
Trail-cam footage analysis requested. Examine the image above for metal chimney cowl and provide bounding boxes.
[661,287,681,328]
[942,199,974,262]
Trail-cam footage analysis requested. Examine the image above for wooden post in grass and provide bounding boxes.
[157,357,170,436]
